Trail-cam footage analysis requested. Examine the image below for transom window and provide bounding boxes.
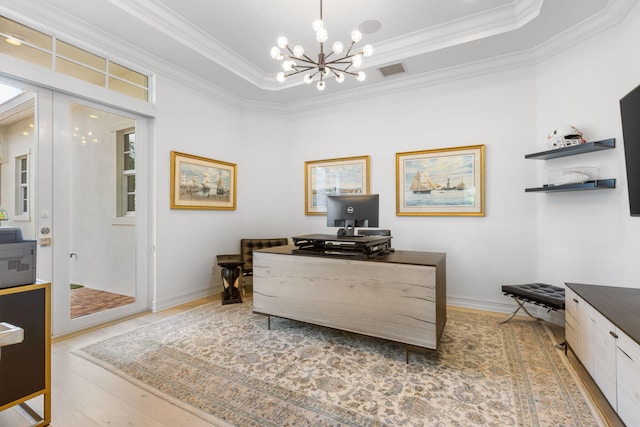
[0,15,150,101]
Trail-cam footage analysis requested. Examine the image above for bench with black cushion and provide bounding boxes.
[500,283,565,324]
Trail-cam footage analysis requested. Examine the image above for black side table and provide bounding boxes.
[216,254,244,305]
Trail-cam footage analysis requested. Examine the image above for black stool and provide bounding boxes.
[500,283,565,324]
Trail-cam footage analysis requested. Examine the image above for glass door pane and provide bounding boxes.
[52,95,147,335]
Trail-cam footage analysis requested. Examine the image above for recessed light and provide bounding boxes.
[359,20,381,35]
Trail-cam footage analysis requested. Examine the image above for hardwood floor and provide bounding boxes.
[0,302,622,427]
[1,295,220,427]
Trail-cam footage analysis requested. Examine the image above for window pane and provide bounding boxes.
[124,151,135,171]
[110,62,147,87]
[57,40,106,71]
[0,16,51,51]
[0,41,51,68]
[127,175,135,193]
[127,194,135,212]
[56,57,106,87]
[109,77,148,101]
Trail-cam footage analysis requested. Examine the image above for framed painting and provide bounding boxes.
[305,155,370,215]
[396,145,485,216]
[170,151,237,210]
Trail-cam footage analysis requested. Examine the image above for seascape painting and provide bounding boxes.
[396,145,485,216]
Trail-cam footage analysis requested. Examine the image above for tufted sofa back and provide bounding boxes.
[240,238,289,274]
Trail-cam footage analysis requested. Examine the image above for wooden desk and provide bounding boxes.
[253,246,446,352]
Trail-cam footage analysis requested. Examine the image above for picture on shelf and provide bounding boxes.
[396,145,485,216]
[170,151,237,210]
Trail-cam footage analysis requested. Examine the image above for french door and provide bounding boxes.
[1,77,151,336]
[49,93,150,336]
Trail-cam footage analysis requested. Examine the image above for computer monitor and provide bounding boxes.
[326,194,379,236]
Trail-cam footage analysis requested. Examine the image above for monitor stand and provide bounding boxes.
[337,221,356,237]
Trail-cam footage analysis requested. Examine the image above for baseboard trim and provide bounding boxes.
[153,286,221,312]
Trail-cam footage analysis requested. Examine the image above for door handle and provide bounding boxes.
[70,253,77,259]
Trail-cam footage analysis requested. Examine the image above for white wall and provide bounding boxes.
[278,68,540,310]
[153,76,245,309]
[534,2,640,289]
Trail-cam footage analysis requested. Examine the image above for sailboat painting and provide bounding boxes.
[170,151,237,210]
[396,145,485,216]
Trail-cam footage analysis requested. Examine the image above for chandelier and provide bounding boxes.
[270,0,373,91]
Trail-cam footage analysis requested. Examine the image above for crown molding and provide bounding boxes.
[533,0,639,64]
[0,2,247,111]
[266,48,539,116]
[2,0,638,115]
[112,0,544,93]
[371,0,542,68]
[107,0,267,88]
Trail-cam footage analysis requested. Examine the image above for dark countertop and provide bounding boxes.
[255,244,446,267]
[566,282,640,346]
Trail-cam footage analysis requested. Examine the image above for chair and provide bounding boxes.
[240,238,289,295]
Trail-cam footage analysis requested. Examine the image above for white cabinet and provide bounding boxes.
[565,283,640,426]
[565,287,594,374]
[591,309,617,408]
[616,330,640,427]
[564,287,578,351]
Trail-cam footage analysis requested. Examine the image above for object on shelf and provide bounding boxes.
[547,125,585,149]
[548,167,598,186]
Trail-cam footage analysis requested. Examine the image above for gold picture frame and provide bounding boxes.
[170,151,237,210]
[396,145,485,216]
[305,155,370,215]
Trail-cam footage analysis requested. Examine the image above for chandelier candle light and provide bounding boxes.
[270,0,373,91]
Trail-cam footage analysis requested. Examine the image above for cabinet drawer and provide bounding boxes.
[565,287,579,320]
[616,330,640,427]
[565,314,577,351]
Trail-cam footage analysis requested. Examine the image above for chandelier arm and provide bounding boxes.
[327,66,359,77]
[301,54,316,63]
[344,41,356,57]
[326,59,356,66]
[291,57,319,66]
[285,69,313,78]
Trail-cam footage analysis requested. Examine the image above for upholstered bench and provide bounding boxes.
[499,283,565,324]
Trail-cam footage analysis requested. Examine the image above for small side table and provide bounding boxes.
[216,254,244,305]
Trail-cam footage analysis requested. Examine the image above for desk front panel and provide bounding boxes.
[253,251,439,349]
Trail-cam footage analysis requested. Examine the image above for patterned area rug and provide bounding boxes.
[75,301,600,426]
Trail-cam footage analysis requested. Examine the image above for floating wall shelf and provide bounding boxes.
[525,138,616,193]
[525,138,616,160]
[525,179,617,193]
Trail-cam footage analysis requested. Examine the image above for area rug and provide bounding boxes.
[74,300,600,426]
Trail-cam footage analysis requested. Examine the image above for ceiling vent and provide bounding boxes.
[378,63,407,78]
